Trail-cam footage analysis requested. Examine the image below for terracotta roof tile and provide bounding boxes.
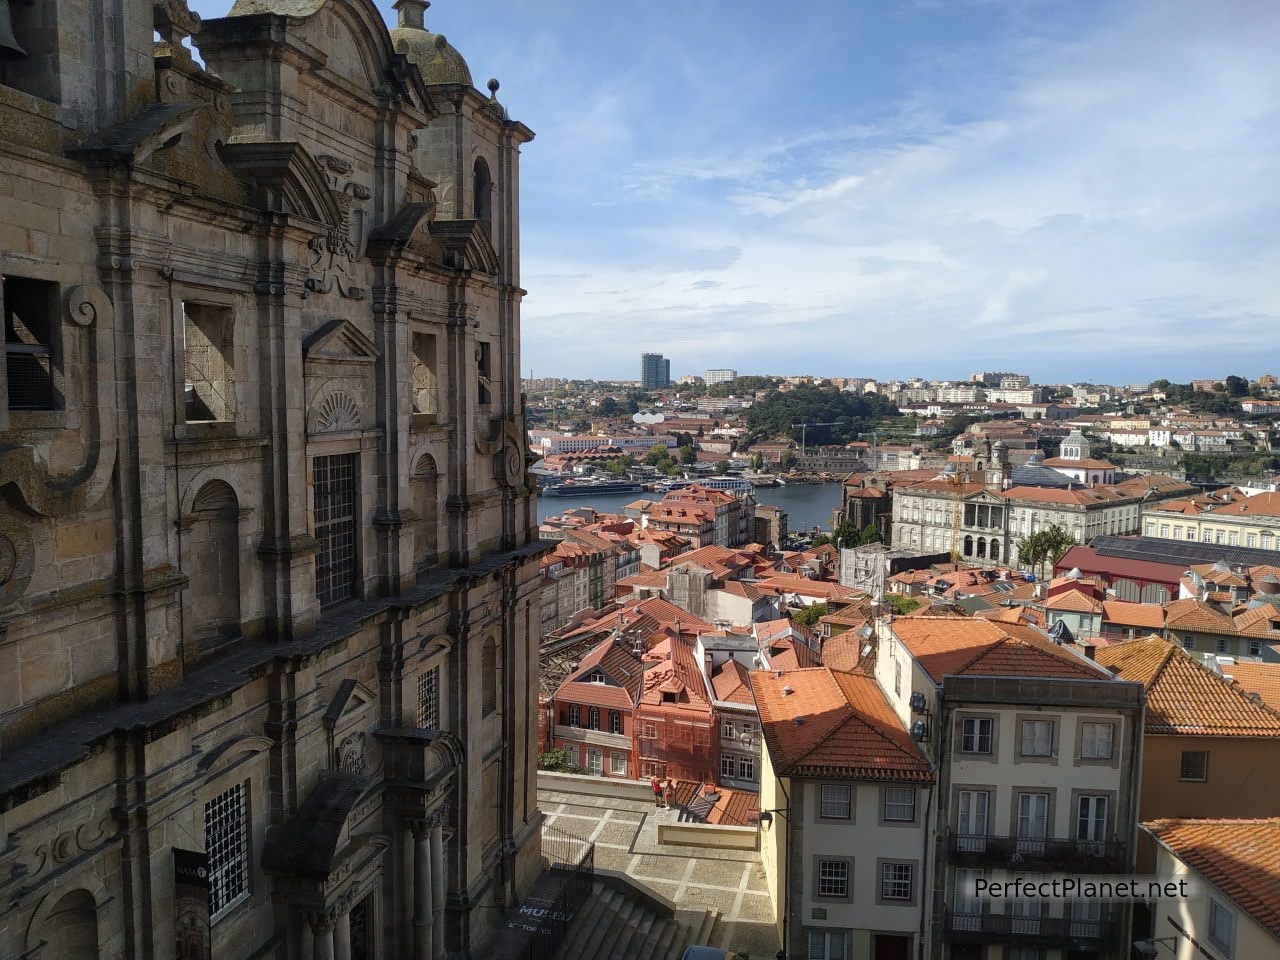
[1164,598,1239,635]
[1223,661,1280,712]
[711,659,754,705]
[1095,636,1280,735]
[1102,601,1166,630]
[1144,818,1280,941]
[750,668,932,781]
[890,616,1108,683]
[1044,588,1104,614]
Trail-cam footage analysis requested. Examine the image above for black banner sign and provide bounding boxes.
[174,848,211,960]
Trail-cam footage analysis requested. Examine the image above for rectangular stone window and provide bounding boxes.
[205,781,250,920]
[182,302,235,422]
[416,666,439,730]
[1180,750,1208,782]
[879,861,913,901]
[477,340,492,405]
[3,275,60,411]
[1079,721,1115,760]
[313,453,358,606]
[609,753,627,775]
[882,787,916,823]
[411,332,438,415]
[1019,719,1054,757]
[960,716,993,754]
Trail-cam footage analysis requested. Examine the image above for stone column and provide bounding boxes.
[334,901,352,960]
[412,820,434,960]
[430,812,447,960]
[310,913,335,960]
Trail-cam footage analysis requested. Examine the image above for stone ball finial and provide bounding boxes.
[487,77,500,97]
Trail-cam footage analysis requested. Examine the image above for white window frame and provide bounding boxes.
[819,784,852,820]
[817,859,849,898]
[883,787,916,822]
[807,929,847,960]
[961,716,993,754]
[1019,719,1054,757]
[609,752,627,776]
[1080,721,1114,759]
[1208,898,1235,956]
[880,861,913,901]
[720,754,737,779]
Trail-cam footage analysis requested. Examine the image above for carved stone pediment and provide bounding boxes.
[303,318,380,366]
[429,218,499,275]
[322,678,378,729]
[218,141,343,227]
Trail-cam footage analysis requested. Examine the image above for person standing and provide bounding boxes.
[662,777,675,810]
[650,773,662,808]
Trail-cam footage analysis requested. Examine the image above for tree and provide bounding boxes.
[644,443,669,466]
[1016,525,1075,579]
[811,534,833,548]
[859,523,882,545]
[1224,375,1249,398]
[778,450,797,472]
[679,445,697,465]
[884,594,919,615]
[714,459,731,475]
[598,396,621,416]
[792,603,827,627]
[750,452,765,471]
[538,747,586,775]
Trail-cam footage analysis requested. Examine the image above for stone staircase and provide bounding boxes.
[553,874,720,960]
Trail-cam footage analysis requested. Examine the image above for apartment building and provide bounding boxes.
[1094,636,1280,822]
[875,617,1145,960]
[1143,818,1280,959]
[753,667,933,960]
[1144,491,1280,550]
[546,634,643,778]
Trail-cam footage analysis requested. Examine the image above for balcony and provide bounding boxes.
[554,725,630,751]
[947,833,1127,872]
[944,911,1119,950]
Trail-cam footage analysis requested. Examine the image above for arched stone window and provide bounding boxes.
[36,889,98,960]
[473,157,493,232]
[184,479,241,651]
[411,454,439,570]
[976,537,987,560]
[963,535,974,557]
[990,539,1000,562]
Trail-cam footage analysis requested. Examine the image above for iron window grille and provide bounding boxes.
[313,454,358,606]
[416,667,440,730]
[205,782,250,919]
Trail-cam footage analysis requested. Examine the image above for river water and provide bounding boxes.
[536,482,844,533]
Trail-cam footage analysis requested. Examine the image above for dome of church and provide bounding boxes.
[392,28,474,86]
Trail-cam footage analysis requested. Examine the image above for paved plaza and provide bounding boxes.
[538,788,781,958]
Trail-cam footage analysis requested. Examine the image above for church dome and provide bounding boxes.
[392,28,473,86]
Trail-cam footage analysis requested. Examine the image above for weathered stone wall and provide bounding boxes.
[0,0,542,957]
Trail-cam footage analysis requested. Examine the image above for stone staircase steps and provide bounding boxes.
[553,877,720,960]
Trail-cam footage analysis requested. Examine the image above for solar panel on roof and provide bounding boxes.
[1090,535,1280,568]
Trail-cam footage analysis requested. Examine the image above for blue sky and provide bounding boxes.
[191,1,1280,384]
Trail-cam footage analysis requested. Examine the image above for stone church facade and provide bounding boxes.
[0,1,544,958]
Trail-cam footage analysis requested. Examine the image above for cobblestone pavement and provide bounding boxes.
[539,788,780,958]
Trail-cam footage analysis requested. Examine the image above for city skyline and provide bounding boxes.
[188,0,1280,384]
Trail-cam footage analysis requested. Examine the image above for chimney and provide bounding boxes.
[782,685,794,696]
[1083,644,1097,661]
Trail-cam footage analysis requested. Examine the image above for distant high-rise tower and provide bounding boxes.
[704,368,737,385]
[642,352,672,389]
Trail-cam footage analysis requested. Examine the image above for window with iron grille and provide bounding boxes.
[880,861,913,901]
[416,667,440,730]
[313,454,358,606]
[205,782,250,919]
[1180,750,1208,782]
[3,276,60,411]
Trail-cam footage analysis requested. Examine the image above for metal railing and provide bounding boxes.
[945,911,1118,947]
[515,825,595,960]
[947,832,1127,871]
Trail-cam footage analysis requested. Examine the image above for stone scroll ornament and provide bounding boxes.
[306,154,371,300]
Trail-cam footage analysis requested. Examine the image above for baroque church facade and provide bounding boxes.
[0,0,544,958]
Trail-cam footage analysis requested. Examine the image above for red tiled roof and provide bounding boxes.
[1225,661,1280,712]
[1101,600,1166,630]
[1164,598,1239,635]
[1095,636,1280,736]
[890,617,1108,683]
[1144,818,1280,941]
[750,668,932,781]
[1044,589,1103,614]
[711,659,753,705]
[556,681,636,711]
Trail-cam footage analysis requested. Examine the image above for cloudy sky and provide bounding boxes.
[192,0,1280,384]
